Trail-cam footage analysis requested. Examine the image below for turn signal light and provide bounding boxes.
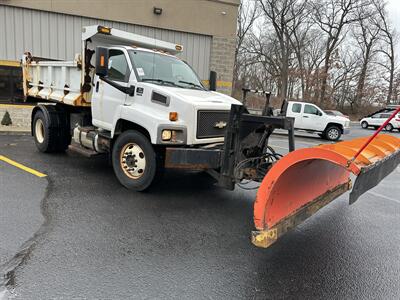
[169,112,178,121]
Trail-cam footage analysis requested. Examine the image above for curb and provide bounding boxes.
[0,131,30,135]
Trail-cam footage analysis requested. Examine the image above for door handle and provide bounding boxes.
[95,81,99,93]
[303,116,309,118]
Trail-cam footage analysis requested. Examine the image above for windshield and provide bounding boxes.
[128,50,204,90]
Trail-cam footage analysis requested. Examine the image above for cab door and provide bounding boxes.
[92,49,130,130]
[369,113,382,126]
[288,103,303,129]
[301,104,325,131]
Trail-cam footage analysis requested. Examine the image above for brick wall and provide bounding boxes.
[209,36,236,95]
[0,105,33,132]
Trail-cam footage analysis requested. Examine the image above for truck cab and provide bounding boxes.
[91,46,240,145]
[286,101,350,141]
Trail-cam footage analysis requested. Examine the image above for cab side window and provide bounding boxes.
[292,103,302,113]
[304,104,321,116]
[108,50,129,82]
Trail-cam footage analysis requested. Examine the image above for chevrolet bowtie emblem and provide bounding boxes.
[214,121,227,129]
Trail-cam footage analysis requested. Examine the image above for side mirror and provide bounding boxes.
[127,85,135,97]
[95,47,109,77]
[209,71,217,91]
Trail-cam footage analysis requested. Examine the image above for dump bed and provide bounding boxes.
[22,25,183,106]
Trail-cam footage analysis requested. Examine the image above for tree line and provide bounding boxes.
[233,0,399,114]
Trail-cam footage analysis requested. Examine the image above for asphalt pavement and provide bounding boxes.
[0,126,399,299]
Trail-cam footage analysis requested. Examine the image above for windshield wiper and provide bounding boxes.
[178,80,205,90]
[142,78,181,87]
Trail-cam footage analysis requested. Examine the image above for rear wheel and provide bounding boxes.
[32,107,70,153]
[112,130,162,191]
[324,125,341,141]
[361,121,369,129]
[385,123,394,132]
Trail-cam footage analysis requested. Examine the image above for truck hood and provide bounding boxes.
[327,115,349,123]
[145,84,241,105]
[170,88,241,105]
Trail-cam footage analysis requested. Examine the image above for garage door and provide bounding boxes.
[0,5,212,79]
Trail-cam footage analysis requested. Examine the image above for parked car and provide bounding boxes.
[325,110,349,120]
[286,101,351,141]
[360,112,400,132]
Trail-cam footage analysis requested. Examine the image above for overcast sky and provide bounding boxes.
[388,0,400,33]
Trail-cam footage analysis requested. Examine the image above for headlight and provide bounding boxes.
[161,130,172,141]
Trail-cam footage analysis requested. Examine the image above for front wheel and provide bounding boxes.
[324,126,341,141]
[112,130,160,191]
[361,121,368,129]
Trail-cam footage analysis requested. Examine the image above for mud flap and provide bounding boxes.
[252,134,400,248]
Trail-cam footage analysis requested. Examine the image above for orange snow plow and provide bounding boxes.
[165,100,399,249]
[252,134,400,248]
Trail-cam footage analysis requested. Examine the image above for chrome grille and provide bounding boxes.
[196,110,230,139]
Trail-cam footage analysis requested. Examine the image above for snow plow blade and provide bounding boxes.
[252,134,400,248]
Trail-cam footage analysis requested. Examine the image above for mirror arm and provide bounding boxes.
[100,76,135,96]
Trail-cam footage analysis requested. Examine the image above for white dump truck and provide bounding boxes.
[24,25,242,191]
[23,25,400,248]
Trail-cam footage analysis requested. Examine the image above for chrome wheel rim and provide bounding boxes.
[362,122,367,128]
[328,128,339,140]
[35,118,45,144]
[120,143,146,179]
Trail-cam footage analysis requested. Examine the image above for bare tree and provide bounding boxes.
[353,2,380,105]
[257,0,307,99]
[233,0,397,114]
[374,0,397,104]
[312,0,361,104]
[232,0,259,92]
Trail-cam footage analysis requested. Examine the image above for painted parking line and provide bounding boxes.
[0,155,46,178]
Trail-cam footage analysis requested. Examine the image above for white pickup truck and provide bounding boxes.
[285,101,350,141]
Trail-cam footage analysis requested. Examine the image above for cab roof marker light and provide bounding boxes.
[97,25,111,35]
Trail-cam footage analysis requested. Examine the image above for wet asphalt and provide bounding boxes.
[0,126,399,299]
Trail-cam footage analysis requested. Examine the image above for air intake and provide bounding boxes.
[151,91,169,106]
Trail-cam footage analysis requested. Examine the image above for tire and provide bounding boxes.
[324,125,341,141]
[385,123,394,132]
[32,107,70,153]
[112,130,162,191]
[361,121,369,129]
